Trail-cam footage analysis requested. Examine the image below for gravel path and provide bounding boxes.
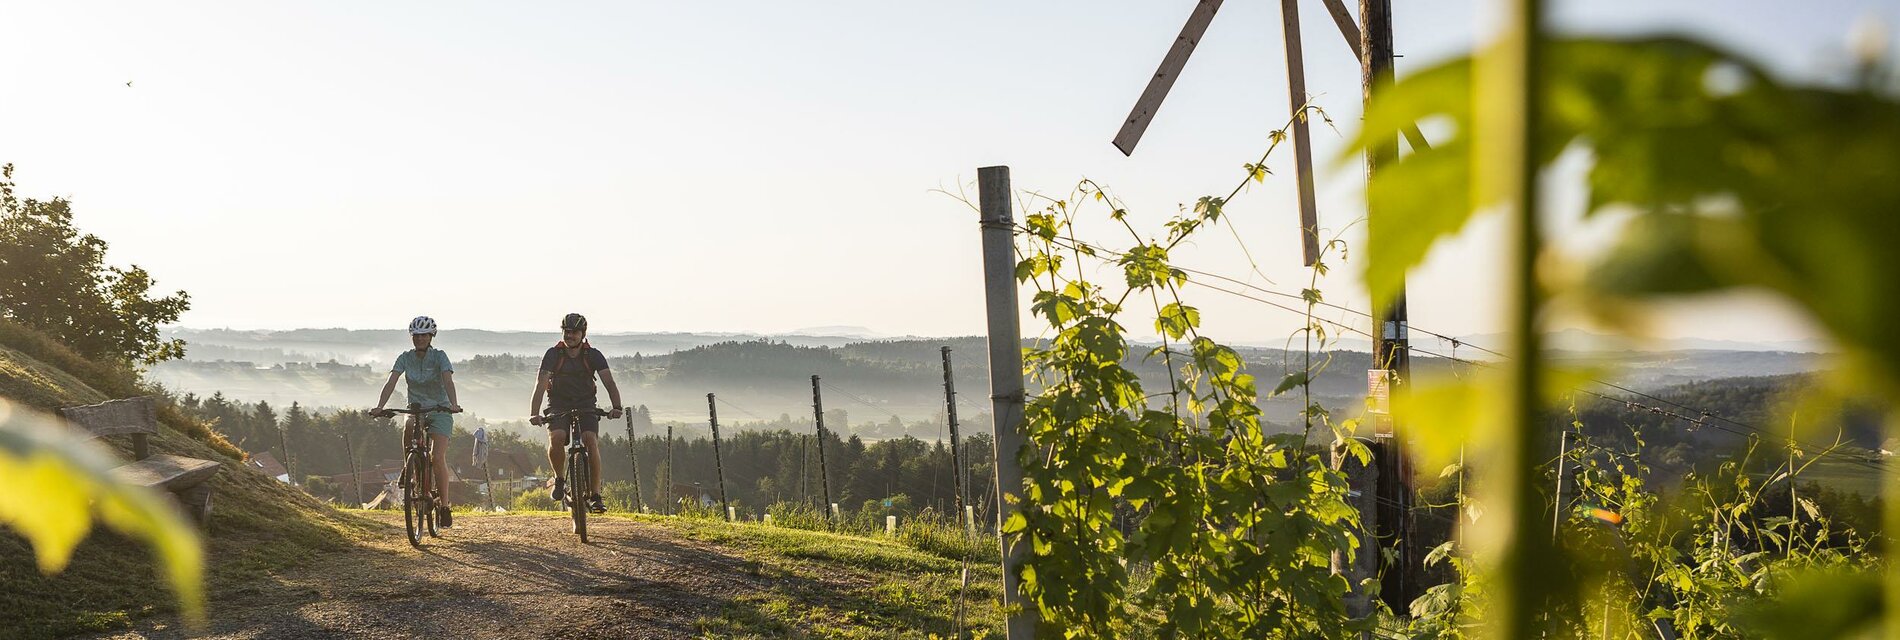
[92,512,767,639]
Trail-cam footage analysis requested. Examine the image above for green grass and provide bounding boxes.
[1800,457,1882,497]
[0,343,110,410]
[611,513,1004,639]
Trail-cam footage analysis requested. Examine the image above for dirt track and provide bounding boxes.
[91,512,767,639]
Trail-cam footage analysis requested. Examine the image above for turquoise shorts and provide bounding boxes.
[422,412,454,437]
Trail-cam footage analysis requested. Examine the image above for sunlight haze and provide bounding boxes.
[3,1,1889,346]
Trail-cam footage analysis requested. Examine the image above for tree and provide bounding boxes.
[0,164,190,365]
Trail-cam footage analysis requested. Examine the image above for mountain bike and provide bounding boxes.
[374,404,457,547]
[542,407,608,543]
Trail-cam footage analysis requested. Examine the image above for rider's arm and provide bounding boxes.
[443,370,461,412]
[529,369,552,419]
[375,370,401,410]
[599,369,624,411]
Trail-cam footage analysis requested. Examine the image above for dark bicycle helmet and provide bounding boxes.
[561,313,588,332]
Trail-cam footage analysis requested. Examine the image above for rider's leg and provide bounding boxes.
[548,428,568,483]
[411,419,432,496]
[581,431,602,496]
[429,432,452,507]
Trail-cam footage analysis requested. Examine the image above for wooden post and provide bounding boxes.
[1553,430,1568,539]
[811,375,835,521]
[977,165,1035,639]
[941,346,966,515]
[1278,0,1321,265]
[626,413,645,513]
[1362,0,1417,611]
[278,419,295,486]
[1112,0,1226,155]
[665,424,675,516]
[1789,429,1797,528]
[708,393,732,521]
[344,432,363,506]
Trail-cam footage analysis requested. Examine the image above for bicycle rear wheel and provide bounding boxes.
[569,449,589,543]
[403,451,424,547]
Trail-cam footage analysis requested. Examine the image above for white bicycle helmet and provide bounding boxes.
[408,316,438,335]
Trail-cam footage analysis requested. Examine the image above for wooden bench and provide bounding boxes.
[61,396,221,526]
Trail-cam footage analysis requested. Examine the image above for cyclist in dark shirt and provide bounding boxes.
[528,313,624,513]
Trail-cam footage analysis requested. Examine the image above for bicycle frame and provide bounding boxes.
[544,407,607,542]
[378,404,453,546]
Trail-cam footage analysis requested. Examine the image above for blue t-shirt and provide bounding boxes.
[392,348,454,408]
[541,346,610,410]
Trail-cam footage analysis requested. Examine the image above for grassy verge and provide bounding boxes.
[659,515,1002,639]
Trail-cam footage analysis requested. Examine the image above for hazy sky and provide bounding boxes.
[3,1,1891,346]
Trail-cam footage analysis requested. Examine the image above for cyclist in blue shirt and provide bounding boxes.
[528,313,624,514]
[373,316,463,526]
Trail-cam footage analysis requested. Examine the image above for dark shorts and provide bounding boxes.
[546,411,599,436]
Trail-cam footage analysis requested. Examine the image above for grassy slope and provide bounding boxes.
[0,324,379,639]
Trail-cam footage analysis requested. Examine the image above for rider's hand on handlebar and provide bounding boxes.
[608,407,623,419]
[449,404,463,414]
[529,415,544,426]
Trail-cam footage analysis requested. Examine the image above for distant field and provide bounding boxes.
[1800,456,1883,497]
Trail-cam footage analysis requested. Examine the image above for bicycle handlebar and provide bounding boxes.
[372,405,459,418]
[541,407,610,418]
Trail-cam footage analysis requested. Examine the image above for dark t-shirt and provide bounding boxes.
[540,346,610,410]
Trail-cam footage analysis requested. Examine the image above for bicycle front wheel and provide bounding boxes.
[403,451,425,547]
[422,450,440,538]
[570,450,589,543]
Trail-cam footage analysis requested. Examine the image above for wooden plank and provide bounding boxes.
[1112,0,1225,156]
[1319,0,1363,56]
[60,396,159,438]
[1317,0,1432,152]
[111,454,220,493]
[1281,0,1321,265]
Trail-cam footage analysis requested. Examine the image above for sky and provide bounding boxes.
[2,1,1892,347]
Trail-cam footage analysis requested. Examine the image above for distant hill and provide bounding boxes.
[1457,328,1828,354]
[160,327,873,367]
[148,329,1827,432]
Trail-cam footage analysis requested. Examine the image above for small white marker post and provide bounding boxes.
[886,515,897,535]
[763,513,773,526]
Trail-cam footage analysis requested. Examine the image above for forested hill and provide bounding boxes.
[159,327,878,365]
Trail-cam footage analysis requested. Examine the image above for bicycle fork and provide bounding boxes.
[566,440,587,504]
